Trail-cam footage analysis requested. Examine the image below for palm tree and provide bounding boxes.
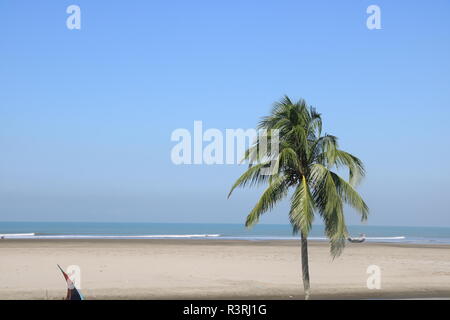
[228,96,368,300]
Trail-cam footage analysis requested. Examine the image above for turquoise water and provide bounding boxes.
[1,222,450,244]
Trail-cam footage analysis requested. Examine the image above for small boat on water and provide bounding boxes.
[347,233,366,243]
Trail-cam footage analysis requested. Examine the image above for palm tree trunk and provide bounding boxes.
[300,232,311,300]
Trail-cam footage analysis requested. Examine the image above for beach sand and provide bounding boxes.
[0,239,449,300]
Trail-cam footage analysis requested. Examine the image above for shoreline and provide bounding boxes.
[1,239,449,300]
[2,238,450,247]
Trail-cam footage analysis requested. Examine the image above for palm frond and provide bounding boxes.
[228,162,271,198]
[245,175,288,227]
[290,176,315,235]
[329,171,369,221]
[310,164,349,257]
[333,150,365,186]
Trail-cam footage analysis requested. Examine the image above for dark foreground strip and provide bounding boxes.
[0,300,446,319]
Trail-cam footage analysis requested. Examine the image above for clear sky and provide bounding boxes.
[1,1,449,226]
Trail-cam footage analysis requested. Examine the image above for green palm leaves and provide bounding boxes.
[228,96,368,257]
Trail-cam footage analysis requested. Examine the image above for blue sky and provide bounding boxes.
[1,1,449,226]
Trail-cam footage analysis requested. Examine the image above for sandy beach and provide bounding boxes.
[0,239,449,300]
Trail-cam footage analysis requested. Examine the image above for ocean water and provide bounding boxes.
[1,222,450,244]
